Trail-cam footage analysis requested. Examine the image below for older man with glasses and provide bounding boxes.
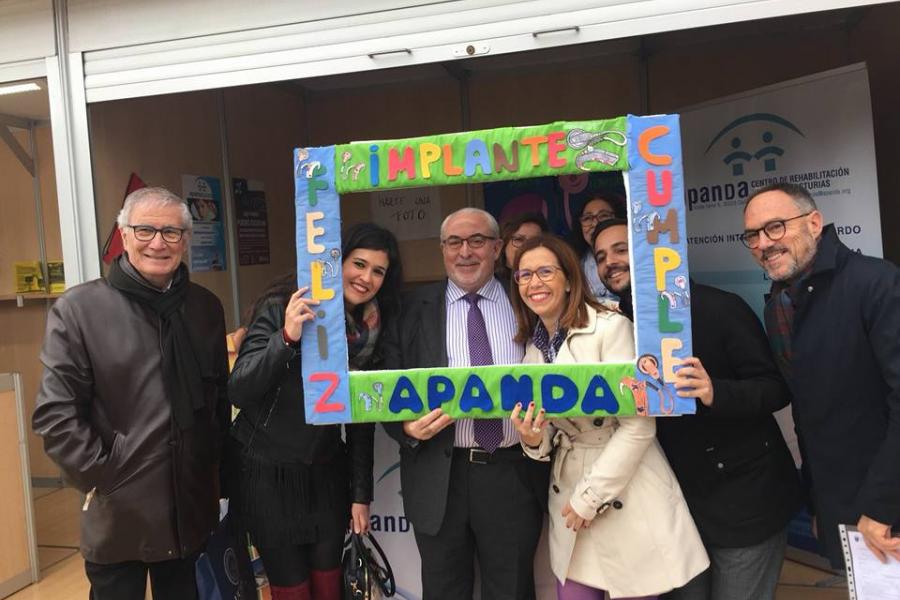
[382,207,549,600]
[33,187,230,599]
[741,182,900,568]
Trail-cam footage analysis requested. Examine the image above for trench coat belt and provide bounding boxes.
[551,425,614,486]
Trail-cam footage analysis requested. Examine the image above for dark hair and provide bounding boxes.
[590,217,629,249]
[496,211,550,280]
[744,182,817,214]
[341,222,403,322]
[244,222,404,325]
[567,193,626,256]
[509,235,605,344]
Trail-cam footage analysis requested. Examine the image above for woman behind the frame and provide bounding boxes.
[226,223,403,600]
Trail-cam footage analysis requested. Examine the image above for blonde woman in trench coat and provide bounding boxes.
[507,236,708,600]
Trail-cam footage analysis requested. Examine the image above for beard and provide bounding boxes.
[760,235,818,282]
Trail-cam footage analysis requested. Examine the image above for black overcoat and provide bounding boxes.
[656,283,803,549]
[766,225,900,566]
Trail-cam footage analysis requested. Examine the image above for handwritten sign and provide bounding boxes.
[295,115,693,424]
[371,188,441,241]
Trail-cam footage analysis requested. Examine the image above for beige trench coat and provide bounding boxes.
[523,305,709,598]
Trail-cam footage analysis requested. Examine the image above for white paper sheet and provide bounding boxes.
[841,524,900,600]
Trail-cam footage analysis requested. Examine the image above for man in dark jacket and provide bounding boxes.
[33,187,230,599]
[593,218,803,600]
[742,182,900,567]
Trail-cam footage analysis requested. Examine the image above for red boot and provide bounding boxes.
[269,581,312,600]
[309,568,342,600]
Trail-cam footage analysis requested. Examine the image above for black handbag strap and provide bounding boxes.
[363,532,395,596]
[347,532,395,597]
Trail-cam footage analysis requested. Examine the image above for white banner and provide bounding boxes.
[681,62,882,317]
[369,427,422,599]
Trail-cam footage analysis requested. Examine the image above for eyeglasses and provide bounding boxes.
[441,234,497,251]
[514,265,563,285]
[740,213,811,249]
[580,210,616,227]
[509,234,531,248]
[127,224,187,243]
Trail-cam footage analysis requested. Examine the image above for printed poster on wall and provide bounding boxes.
[680,63,882,317]
[370,188,441,241]
[233,178,270,265]
[679,62,882,568]
[183,175,227,272]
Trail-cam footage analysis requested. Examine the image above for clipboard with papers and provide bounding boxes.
[840,524,900,600]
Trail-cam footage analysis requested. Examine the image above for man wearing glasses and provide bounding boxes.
[383,207,548,600]
[742,182,900,567]
[33,187,229,599]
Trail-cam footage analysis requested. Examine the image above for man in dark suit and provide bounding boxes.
[382,207,547,600]
[742,183,900,567]
[593,219,803,600]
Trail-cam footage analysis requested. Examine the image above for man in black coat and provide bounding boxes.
[33,188,229,600]
[593,219,803,600]
[381,207,548,600]
[742,182,900,567]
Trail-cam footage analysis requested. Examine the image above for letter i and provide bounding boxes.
[369,145,380,187]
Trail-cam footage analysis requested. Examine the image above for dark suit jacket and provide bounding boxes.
[655,283,803,548]
[381,279,549,536]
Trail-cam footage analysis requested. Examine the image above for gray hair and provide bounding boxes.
[745,182,818,214]
[439,207,500,239]
[116,187,193,230]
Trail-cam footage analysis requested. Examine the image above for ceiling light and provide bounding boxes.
[0,82,42,96]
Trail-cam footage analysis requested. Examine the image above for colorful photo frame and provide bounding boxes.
[294,114,693,424]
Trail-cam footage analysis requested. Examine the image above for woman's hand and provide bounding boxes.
[350,503,370,535]
[510,402,546,448]
[562,501,592,530]
[283,287,319,343]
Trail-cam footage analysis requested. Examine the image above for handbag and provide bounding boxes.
[196,511,258,600]
[342,531,396,599]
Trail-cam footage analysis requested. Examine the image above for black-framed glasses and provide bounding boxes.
[514,265,563,285]
[580,210,615,227]
[441,234,497,251]
[127,224,187,243]
[740,213,811,249]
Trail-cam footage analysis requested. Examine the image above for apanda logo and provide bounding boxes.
[704,113,804,177]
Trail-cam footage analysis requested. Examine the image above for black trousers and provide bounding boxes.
[414,448,543,600]
[85,556,198,600]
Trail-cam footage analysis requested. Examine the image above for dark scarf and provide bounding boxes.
[107,255,204,430]
[346,299,381,370]
[532,320,567,364]
[763,261,814,380]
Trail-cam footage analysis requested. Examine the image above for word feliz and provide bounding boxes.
[352,127,626,188]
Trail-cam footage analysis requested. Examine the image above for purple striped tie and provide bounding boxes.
[464,293,503,453]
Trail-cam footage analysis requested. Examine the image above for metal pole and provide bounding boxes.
[216,91,242,328]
